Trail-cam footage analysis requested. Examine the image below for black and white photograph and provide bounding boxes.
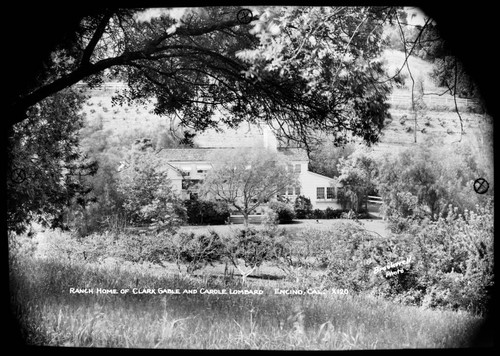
[5,4,495,350]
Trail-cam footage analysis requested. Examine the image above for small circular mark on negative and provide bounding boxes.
[11,168,27,184]
[237,9,253,24]
[473,178,489,194]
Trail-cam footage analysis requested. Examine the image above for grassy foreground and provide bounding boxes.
[10,254,485,349]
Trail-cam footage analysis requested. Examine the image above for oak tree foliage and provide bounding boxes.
[10,6,395,149]
[7,89,98,233]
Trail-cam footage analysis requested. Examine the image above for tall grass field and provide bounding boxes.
[9,231,487,350]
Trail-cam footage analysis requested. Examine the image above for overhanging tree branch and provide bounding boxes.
[81,10,114,66]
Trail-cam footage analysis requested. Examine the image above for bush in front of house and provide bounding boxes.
[324,207,344,219]
[312,209,325,219]
[268,201,296,223]
[183,199,230,225]
[294,195,313,219]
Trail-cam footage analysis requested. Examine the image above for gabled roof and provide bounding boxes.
[155,161,183,176]
[303,170,342,186]
[163,162,184,177]
[304,170,338,181]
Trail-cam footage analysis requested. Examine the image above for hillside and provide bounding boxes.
[382,49,438,93]
[76,50,493,175]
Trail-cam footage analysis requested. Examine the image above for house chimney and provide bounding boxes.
[263,126,278,152]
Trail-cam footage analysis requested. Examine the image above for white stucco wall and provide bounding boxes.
[170,177,183,194]
[163,156,341,211]
[299,171,342,210]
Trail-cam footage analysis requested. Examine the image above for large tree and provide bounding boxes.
[117,142,185,231]
[376,145,491,224]
[7,89,98,233]
[8,6,393,149]
[337,147,378,213]
[308,141,356,178]
[200,148,298,227]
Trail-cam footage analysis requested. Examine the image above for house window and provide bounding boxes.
[327,187,335,199]
[196,164,211,174]
[295,186,301,196]
[279,187,286,195]
[287,187,294,195]
[182,179,201,191]
[317,187,325,199]
[181,166,191,177]
[294,164,301,173]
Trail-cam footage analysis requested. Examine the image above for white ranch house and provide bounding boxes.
[156,125,343,210]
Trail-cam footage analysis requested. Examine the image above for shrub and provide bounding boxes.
[261,207,279,226]
[465,104,485,114]
[372,200,494,314]
[170,230,225,274]
[289,224,377,292]
[224,227,286,283]
[279,199,493,314]
[294,195,313,219]
[183,199,230,225]
[324,207,344,219]
[312,209,325,219]
[268,201,295,223]
[409,201,494,313]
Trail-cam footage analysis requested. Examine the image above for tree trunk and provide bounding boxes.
[243,212,249,227]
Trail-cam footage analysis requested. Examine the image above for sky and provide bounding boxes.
[134,8,188,22]
[404,7,431,26]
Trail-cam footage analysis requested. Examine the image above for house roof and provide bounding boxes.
[303,170,340,184]
[164,163,183,177]
[157,147,309,163]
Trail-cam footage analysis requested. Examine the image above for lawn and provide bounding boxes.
[179,218,391,239]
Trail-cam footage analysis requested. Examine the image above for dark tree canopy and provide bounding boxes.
[8,6,395,150]
[7,89,98,233]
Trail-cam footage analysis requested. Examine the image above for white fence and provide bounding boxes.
[228,215,263,225]
[74,82,128,95]
[388,93,480,109]
[366,195,383,205]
